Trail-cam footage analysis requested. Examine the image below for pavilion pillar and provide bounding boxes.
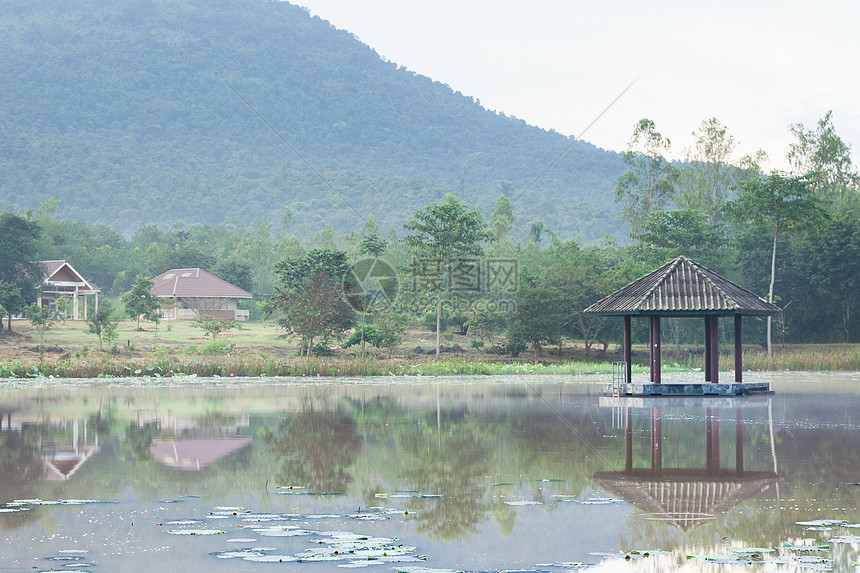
[736,407,744,475]
[649,316,661,383]
[623,316,632,385]
[624,407,633,474]
[704,316,712,382]
[650,407,662,473]
[710,315,720,383]
[734,315,743,382]
[73,286,79,320]
[706,407,720,472]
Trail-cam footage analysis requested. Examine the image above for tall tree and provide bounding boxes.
[508,287,564,363]
[262,249,355,355]
[723,171,828,357]
[677,118,738,223]
[615,119,679,235]
[403,195,492,358]
[0,212,43,331]
[489,194,515,251]
[788,110,859,203]
[121,275,161,331]
[805,215,860,341]
[85,301,117,351]
[635,209,727,269]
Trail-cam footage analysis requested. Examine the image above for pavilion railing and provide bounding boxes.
[611,361,628,397]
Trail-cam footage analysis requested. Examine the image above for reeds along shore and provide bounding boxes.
[1,347,859,379]
[0,357,620,379]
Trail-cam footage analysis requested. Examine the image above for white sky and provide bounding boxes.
[296,0,860,170]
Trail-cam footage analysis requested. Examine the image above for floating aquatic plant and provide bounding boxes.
[168,529,226,535]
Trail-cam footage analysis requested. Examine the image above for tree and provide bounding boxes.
[262,249,355,356]
[212,260,254,293]
[121,275,161,330]
[403,195,492,358]
[85,301,117,351]
[27,303,57,348]
[0,212,43,332]
[805,216,860,341]
[489,194,515,250]
[371,305,408,358]
[635,209,727,269]
[615,119,679,235]
[788,110,859,203]
[677,118,737,224]
[541,243,618,356]
[723,171,829,357]
[355,230,388,356]
[508,287,564,363]
[191,316,238,339]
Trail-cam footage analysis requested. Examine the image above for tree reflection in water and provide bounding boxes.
[263,401,361,493]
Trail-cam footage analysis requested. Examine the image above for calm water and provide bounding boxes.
[0,372,858,572]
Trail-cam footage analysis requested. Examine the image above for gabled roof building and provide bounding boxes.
[37,260,101,320]
[150,268,253,321]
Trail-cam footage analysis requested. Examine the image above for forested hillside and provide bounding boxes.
[0,0,625,240]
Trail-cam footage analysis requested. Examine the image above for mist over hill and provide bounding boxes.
[0,0,627,241]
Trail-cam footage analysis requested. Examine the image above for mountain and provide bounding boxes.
[0,0,627,241]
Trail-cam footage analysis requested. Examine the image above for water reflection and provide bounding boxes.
[0,375,856,571]
[592,396,780,532]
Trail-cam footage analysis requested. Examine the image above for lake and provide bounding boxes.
[0,372,858,572]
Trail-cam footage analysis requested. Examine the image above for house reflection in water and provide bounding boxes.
[150,437,252,471]
[591,396,780,531]
[0,413,100,482]
[149,414,252,471]
[41,419,100,481]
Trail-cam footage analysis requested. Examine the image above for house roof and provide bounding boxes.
[150,268,252,299]
[584,256,780,316]
[40,260,101,293]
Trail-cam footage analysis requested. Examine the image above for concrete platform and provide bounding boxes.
[601,382,772,397]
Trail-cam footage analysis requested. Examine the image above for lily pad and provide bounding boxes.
[826,535,860,543]
[576,497,625,505]
[167,529,226,535]
[244,555,300,563]
[780,542,830,551]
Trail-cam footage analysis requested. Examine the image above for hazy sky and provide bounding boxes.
[297,0,859,170]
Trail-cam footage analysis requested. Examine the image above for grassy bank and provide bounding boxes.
[1,320,858,379]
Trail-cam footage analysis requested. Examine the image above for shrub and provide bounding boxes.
[200,340,230,355]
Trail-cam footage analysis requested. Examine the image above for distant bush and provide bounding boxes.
[200,340,230,355]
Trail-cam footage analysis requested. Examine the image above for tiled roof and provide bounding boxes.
[584,256,779,315]
[39,260,101,293]
[150,268,252,299]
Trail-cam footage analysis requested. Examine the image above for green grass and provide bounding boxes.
[1,320,858,379]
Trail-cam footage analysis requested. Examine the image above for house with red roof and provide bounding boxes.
[149,268,252,321]
[37,260,101,320]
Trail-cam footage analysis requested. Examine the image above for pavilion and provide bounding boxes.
[584,256,780,389]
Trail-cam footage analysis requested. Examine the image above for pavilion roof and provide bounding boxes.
[584,256,779,316]
[591,469,779,532]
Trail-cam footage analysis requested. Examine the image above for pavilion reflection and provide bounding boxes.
[592,396,780,531]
